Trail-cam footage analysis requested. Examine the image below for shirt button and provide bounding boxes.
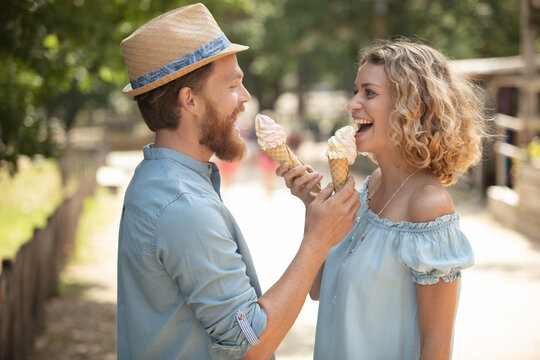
[355,217,360,223]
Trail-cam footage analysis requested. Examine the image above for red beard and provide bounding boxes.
[198,98,247,162]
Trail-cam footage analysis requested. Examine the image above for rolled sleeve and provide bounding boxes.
[156,193,267,359]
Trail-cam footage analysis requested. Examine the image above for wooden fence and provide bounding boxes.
[0,146,104,360]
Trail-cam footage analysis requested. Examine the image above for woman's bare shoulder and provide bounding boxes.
[408,177,455,223]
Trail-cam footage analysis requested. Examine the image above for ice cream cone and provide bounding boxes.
[263,144,302,168]
[326,125,356,192]
[329,157,349,192]
[255,113,320,192]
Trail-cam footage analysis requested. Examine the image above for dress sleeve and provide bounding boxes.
[155,193,267,360]
[397,216,474,285]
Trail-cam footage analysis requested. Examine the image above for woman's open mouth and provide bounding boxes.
[354,118,373,135]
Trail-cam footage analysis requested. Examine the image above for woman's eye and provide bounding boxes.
[366,89,375,97]
[352,89,358,95]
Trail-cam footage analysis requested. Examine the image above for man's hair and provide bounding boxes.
[134,63,214,131]
[359,40,488,185]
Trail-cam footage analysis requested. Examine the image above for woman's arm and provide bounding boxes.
[309,262,325,300]
[410,179,459,359]
[416,279,458,360]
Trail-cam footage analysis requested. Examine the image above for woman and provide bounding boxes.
[278,41,487,359]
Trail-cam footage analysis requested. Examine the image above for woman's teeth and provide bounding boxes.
[354,119,374,133]
[355,118,373,125]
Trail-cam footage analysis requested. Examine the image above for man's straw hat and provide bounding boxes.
[121,3,248,96]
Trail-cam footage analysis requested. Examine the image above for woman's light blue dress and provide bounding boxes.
[314,176,474,359]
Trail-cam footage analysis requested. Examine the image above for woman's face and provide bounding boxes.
[348,62,394,155]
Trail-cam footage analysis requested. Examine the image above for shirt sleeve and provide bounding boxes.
[397,216,474,285]
[155,192,268,359]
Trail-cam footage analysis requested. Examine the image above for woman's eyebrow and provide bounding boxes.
[360,82,381,88]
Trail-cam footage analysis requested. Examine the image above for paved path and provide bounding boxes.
[29,149,540,359]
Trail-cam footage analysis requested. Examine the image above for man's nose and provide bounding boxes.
[239,83,251,103]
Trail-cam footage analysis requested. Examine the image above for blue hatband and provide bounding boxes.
[130,33,231,90]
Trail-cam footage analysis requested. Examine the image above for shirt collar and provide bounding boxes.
[143,143,218,176]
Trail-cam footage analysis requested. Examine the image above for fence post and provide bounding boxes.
[0,260,13,360]
[0,146,103,359]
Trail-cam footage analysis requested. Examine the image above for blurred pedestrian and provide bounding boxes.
[278,40,487,359]
[215,158,238,188]
[117,3,360,360]
[257,149,277,195]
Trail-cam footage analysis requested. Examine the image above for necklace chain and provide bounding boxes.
[361,168,420,241]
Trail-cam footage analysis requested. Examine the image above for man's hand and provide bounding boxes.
[276,162,323,207]
[243,177,359,360]
[303,176,360,253]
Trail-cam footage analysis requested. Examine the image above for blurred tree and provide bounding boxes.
[0,0,250,172]
[243,0,522,117]
[0,0,525,172]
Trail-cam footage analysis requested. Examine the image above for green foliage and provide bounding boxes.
[0,0,252,171]
[70,186,117,265]
[238,0,522,110]
[0,158,63,259]
[0,0,526,170]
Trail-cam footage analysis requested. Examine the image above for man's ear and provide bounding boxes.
[178,87,201,115]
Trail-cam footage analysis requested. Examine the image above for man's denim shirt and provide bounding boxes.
[117,145,272,360]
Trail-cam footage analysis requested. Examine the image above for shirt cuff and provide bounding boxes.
[236,310,260,346]
[208,304,268,360]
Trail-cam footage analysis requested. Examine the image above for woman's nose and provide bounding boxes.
[348,96,363,112]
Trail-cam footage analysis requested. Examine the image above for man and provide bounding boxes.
[118,3,360,359]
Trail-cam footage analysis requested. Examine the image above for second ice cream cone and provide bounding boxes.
[326,125,357,192]
[329,158,349,192]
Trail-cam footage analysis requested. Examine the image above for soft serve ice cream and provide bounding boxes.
[326,125,357,191]
[255,114,321,192]
[326,125,357,164]
[255,114,287,150]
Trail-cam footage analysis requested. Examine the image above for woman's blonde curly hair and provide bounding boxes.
[360,41,488,185]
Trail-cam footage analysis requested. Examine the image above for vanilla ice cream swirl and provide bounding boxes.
[255,114,287,150]
[326,125,357,164]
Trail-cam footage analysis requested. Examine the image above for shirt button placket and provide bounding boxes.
[345,217,361,259]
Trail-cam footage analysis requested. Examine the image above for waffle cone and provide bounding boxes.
[329,158,349,192]
[263,144,321,192]
[263,144,302,168]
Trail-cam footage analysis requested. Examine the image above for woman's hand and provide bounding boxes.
[275,162,323,207]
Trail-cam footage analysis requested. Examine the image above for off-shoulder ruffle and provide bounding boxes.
[397,225,474,284]
[360,176,474,284]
